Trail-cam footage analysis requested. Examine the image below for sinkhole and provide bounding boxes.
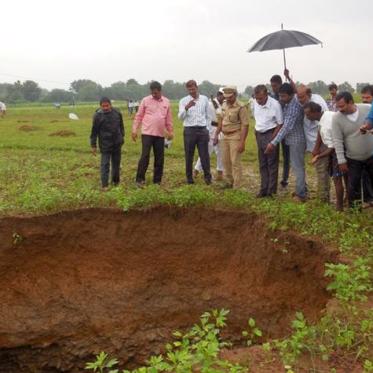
[0,207,337,372]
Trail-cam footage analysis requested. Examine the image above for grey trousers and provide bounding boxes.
[255,129,279,196]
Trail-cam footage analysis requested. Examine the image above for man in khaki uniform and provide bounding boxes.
[213,86,249,188]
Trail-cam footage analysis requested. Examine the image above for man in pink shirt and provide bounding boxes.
[132,81,173,186]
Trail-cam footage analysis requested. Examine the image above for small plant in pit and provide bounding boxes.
[85,309,247,373]
[242,317,262,346]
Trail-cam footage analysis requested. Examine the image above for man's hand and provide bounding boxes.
[213,136,219,146]
[360,123,371,134]
[311,154,319,165]
[339,163,348,173]
[237,142,245,153]
[284,68,290,80]
[91,147,97,156]
[312,148,320,157]
[264,143,276,154]
[131,130,138,142]
[165,130,174,140]
[185,100,196,111]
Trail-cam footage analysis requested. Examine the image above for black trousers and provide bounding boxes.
[136,134,165,184]
[347,155,373,207]
[281,140,290,184]
[183,127,211,183]
[101,147,122,187]
[256,129,279,196]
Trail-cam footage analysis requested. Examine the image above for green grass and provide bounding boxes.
[0,103,372,371]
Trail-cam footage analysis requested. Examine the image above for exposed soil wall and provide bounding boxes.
[0,207,338,372]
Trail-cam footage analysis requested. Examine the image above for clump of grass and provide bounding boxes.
[49,130,76,137]
[18,124,38,132]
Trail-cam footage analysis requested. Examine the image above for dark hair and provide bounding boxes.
[361,85,373,95]
[328,83,338,91]
[217,91,223,96]
[186,80,197,88]
[270,75,282,85]
[304,101,322,113]
[150,81,162,91]
[278,83,294,95]
[336,91,354,103]
[100,97,111,105]
[254,84,268,95]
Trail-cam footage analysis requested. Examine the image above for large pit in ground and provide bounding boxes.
[0,207,337,372]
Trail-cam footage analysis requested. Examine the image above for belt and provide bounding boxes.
[222,129,240,136]
[184,126,207,129]
[255,127,277,135]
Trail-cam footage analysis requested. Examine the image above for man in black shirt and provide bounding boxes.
[90,97,124,190]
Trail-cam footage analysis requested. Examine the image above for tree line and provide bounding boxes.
[0,78,370,104]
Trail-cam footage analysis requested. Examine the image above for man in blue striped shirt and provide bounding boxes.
[178,80,212,184]
[265,83,307,201]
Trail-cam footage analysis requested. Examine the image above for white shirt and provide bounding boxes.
[304,94,329,152]
[178,94,211,127]
[318,111,335,148]
[347,108,359,122]
[253,96,283,133]
[0,102,6,111]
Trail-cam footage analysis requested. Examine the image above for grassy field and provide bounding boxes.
[0,103,372,372]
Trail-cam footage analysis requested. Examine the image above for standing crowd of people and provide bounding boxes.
[90,76,373,211]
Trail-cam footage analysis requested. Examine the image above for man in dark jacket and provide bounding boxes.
[90,97,124,189]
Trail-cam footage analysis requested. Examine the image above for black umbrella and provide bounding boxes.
[248,24,322,70]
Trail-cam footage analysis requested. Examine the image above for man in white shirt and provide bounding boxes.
[296,85,329,152]
[0,101,6,117]
[253,85,283,197]
[303,102,335,204]
[178,80,212,184]
[194,89,224,180]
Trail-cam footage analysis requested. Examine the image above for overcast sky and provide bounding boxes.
[1,0,371,91]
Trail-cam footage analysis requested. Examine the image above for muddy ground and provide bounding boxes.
[0,207,338,372]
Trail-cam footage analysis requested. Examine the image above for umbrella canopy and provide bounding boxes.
[248,26,322,70]
[248,29,322,52]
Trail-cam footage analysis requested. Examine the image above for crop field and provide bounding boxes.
[0,103,372,373]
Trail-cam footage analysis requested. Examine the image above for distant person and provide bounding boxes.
[213,86,249,189]
[132,81,173,187]
[90,97,124,190]
[134,101,140,113]
[178,80,212,185]
[127,100,134,115]
[270,74,290,187]
[194,89,224,181]
[359,85,373,205]
[327,83,338,112]
[253,84,283,197]
[304,102,347,208]
[360,85,373,104]
[265,83,307,202]
[331,92,373,208]
[0,101,6,117]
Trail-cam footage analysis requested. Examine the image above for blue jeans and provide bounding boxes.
[289,142,307,198]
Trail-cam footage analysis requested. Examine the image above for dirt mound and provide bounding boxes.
[18,124,38,132]
[0,207,338,372]
[49,129,76,137]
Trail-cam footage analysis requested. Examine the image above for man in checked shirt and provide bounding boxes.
[265,83,307,202]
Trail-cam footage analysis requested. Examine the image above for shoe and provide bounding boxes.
[205,178,212,185]
[280,180,288,188]
[221,182,233,189]
[186,179,194,185]
[136,181,145,188]
[101,186,109,192]
[216,171,223,181]
[293,195,306,203]
[193,170,200,178]
[256,192,267,198]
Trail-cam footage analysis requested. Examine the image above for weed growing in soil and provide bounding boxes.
[85,309,247,373]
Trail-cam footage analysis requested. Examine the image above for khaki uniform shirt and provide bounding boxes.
[218,100,249,138]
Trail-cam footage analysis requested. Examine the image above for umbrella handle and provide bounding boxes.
[283,49,288,79]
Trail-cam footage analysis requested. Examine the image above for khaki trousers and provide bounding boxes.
[221,135,242,188]
[314,155,330,202]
